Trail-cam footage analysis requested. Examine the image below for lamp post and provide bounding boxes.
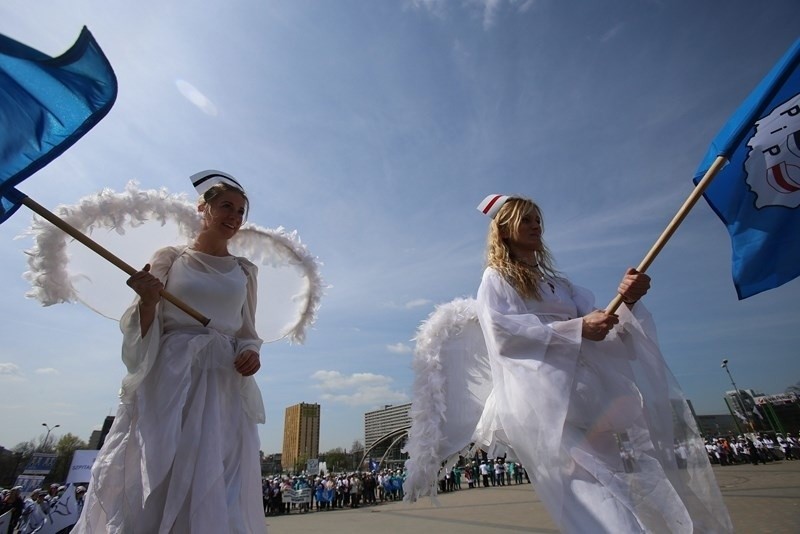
[721,359,753,432]
[41,422,60,451]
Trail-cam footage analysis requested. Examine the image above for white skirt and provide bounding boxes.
[73,330,266,534]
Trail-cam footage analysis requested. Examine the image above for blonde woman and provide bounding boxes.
[474,195,731,533]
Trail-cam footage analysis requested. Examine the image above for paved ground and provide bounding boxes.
[265,461,800,533]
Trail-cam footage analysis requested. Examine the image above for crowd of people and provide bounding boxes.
[438,456,531,493]
[261,455,533,518]
[0,483,85,533]
[261,469,406,516]
[705,432,799,466]
[260,430,800,518]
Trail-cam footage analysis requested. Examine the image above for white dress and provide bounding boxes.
[73,247,267,534]
[474,267,732,533]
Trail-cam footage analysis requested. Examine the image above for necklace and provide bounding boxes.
[515,258,541,273]
[515,258,555,293]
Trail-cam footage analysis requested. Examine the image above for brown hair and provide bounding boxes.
[486,197,561,300]
[198,182,249,220]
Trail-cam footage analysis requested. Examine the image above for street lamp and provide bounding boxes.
[41,422,60,451]
[721,359,753,432]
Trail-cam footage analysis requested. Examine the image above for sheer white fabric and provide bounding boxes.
[73,246,267,534]
[474,267,732,533]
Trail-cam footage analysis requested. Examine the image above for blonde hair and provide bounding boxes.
[486,197,560,300]
[198,182,249,221]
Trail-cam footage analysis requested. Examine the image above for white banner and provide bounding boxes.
[14,474,44,497]
[66,449,98,484]
[40,484,80,534]
[3,484,81,534]
[0,510,10,534]
[23,453,57,476]
[281,488,312,504]
[306,458,319,474]
[755,393,798,405]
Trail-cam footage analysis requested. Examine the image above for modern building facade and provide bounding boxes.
[88,416,116,450]
[364,403,411,450]
[755,393,800,435]
[363,403,412,469]
[282,402,320,472]
[723,388,764,433]
[720,389,800,435]
[695,414,738,437]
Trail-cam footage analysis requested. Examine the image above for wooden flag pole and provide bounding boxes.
[19,195,210,326]
[606,155,729,314]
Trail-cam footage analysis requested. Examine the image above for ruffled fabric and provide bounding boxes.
[403,268,732,533]
[20,181,324,343]
[73,247,267,534]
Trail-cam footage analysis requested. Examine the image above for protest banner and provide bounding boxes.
[66,450,98,484]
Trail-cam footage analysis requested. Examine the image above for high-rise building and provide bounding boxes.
[282,402,320,472]
[364,403,411,450]
[364,403,412,469]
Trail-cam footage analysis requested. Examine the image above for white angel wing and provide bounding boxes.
[229,225,323,343]
[21,182,324,343]
[402,297,493,502]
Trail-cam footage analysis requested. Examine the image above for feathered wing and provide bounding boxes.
[230,225,324,343]
[402,297,493,502]
[21,182,324,343]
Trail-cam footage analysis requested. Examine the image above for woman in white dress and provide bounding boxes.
[474,195,732,533]
[74,171,267,534]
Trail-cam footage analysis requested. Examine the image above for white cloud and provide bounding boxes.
[387,343,413,354]
[311,370,409,406]
[475,0,503,29]
[0,363,24,381]
[404,298,432,309]
[320,388,409,407]
[384,298,433,310]
[413,0,535,30]
[312,370,391,389]
[35,368,60,375]
[175,79,218,116]
[412,0,505,29]
[407,0,447,18]
[599,22,625,43]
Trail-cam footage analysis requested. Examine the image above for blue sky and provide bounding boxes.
[1,0,798,455]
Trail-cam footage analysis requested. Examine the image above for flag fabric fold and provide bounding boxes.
[0,26,117,223]
[694,39,800,299]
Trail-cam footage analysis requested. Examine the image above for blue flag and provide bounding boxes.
[0,27,117,224]
[694,39,800,299]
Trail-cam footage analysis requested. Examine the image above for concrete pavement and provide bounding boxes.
[265,460,800,533]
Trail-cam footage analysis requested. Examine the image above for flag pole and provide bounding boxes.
[606,155,729,314]
[19,195,210,326]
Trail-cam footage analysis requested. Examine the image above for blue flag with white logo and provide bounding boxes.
[0,26,117,224]
[694,39,800,299]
